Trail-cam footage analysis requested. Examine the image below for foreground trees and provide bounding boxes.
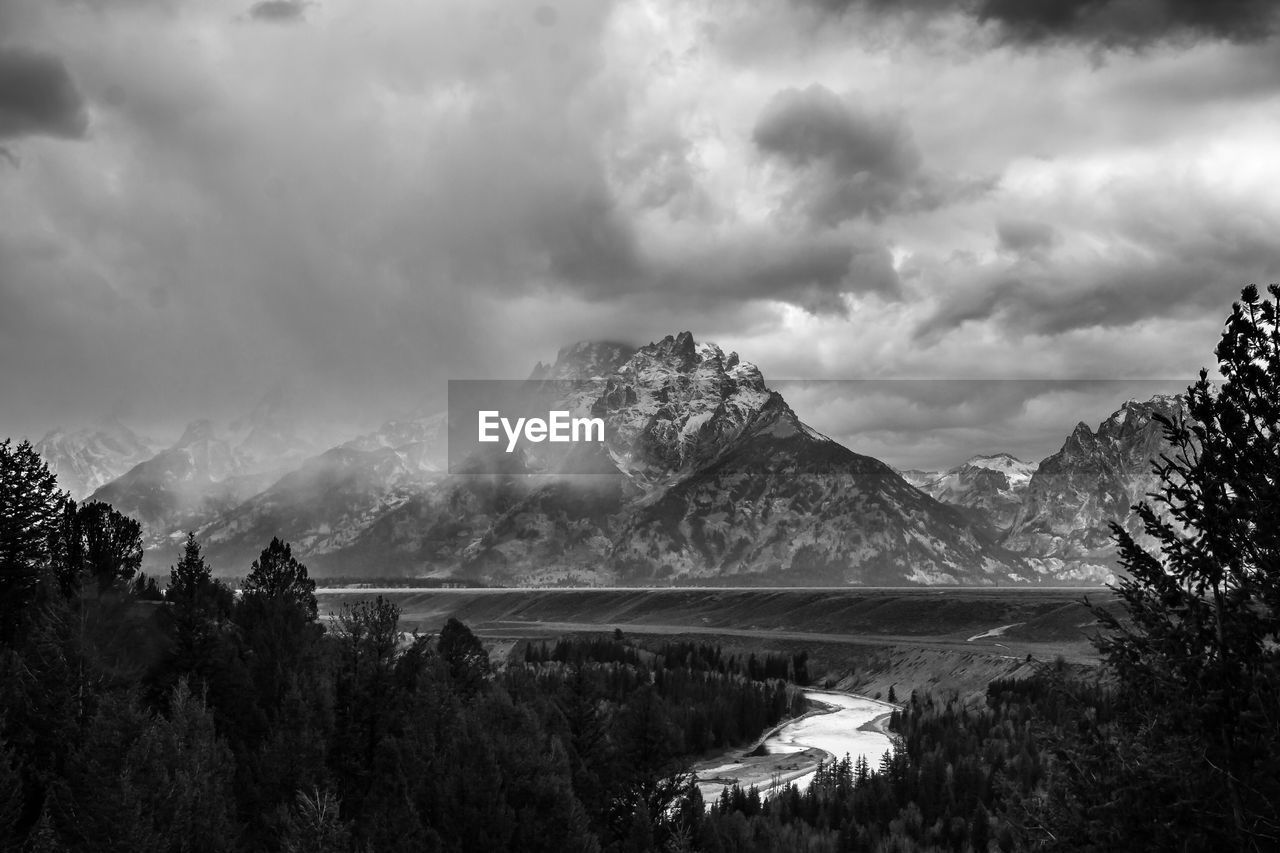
[1040,284,1280,850]
[0,439,63,641]
[0,445,801,851]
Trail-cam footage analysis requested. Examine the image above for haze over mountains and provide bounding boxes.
[29,336,1186,587]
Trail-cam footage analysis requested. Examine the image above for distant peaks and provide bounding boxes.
[176,419,218,446]
[968,452,1025,465]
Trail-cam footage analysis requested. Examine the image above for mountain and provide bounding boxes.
[34,418,161,500]
[318,333,1030,586]
[529,341,637,380]
[908,454,1036,530]
[341,410,447,475]
[1001,394,1186,582]
[90,393,319,561]
[194,410,450,575]
[71,340,1182,587]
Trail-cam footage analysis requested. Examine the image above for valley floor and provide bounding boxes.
[316,586,1112,697]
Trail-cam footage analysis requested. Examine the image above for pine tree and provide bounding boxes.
[158,534,232,700]
[239,538,316,622]
[1090,284,1280,849]
[233,539,322,725]
[436,617,490,691]
[0,440,64,642]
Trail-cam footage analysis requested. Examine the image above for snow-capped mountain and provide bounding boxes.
[908,453,1036,530]
[90,392,320,557]
[529,341,637,380]
[1001,394,1186,583]
[33,418,161,500]
[342,410,448,475]
[322,333,1030,585]
[191,409,450,574]
[64,340,1187,586]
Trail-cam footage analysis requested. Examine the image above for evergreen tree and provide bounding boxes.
[0,441,64,643]
[239,538,316,622]
[232,539,323,730]
[1062,284,1280,850]
[167,533,232,620]
[437,617,490,691]
[330,597,402,817]
[163,534,233,686]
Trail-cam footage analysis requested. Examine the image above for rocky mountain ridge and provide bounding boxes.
[905,453,1037,531]
[33,342,1187,587]
[999,394,1186,582]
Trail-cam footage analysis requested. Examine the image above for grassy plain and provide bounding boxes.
[315,586,1115,697]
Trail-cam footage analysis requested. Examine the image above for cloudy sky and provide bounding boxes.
[2,0,1278,467]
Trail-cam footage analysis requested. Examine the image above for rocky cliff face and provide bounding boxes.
[1000,394,1186,582]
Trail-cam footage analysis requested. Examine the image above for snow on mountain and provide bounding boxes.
[193,410,451,574]
[909,453,1036,531]
[529,341,637,380]
[342,410,448,474]
[333,332,1030,586]
[90,392,321,562]
[33,418,162,500]
[61,344,1185,587]
[898,468,942,490]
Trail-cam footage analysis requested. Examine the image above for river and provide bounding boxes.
[695,690,896,804]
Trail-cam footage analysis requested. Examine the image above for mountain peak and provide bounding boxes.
[529,340,636,380]
[176,419,218,447]
[967,452,1026,465]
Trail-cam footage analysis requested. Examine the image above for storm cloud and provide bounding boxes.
[1,0,1277,470]
[976,0,1280,47]
[803,0,1280,47]
[753,85,954,225]
[0,47,87,139]
[247,2,308,24]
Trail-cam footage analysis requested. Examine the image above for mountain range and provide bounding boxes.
[28,336,1186,586]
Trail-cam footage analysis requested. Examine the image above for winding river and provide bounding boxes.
[696,690,896,804]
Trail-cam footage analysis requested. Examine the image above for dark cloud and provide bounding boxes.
[976,0,1280,47]
[996,219,1057,255]
[0,47,88,139]
[754,85,915,175]
[753,84,920,223]
[796,0,1280,47]
[631,229,901,316]
[916,210,1280,340]
[247,1,307,22]
[1,0,1275,448]
[753,84,988,225]
[531,189,641,288]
